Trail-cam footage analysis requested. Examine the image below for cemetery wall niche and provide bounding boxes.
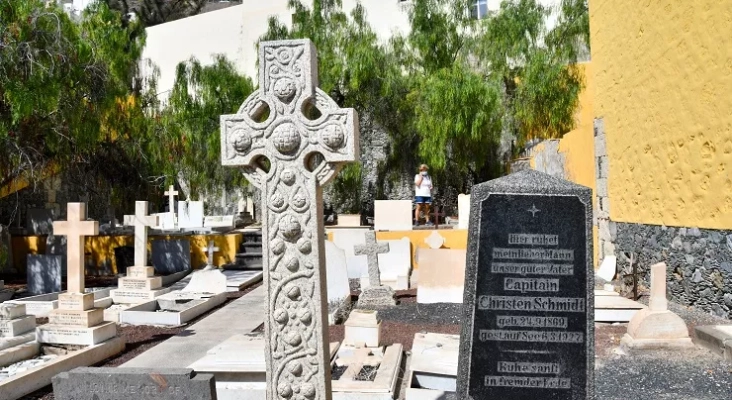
[613,222,732,320]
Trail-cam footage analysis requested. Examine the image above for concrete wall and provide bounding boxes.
[590,0,732,229]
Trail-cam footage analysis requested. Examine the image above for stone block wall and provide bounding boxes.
[594,118,614,261]
[614,222,732,319]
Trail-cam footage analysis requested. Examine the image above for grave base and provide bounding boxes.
[0,341,39,368]
[110,287,172,305]
[620,334,695,350]
[331,344,403,400]
[102,304,133,323]
[0,337,124,400]
[119,292,227,326]
[8,288,112,317]
[36,322,117,346]
[0,289,13,303]
[356,286,396,310]
[188,335,340,400]
[0,316,36,336]
[0,333,36,352]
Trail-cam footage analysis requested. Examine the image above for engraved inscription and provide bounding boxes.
[121,280,148,290]
[478,296,585,312]
[491,262,574,276]
[508,234,558,246]
[485,376,571,389]
[503,278,559,293]
[496,315,568,329]
[493,248,574,261]
[480,330,584,343]
[84,382,184,395]
[497,361,561,374]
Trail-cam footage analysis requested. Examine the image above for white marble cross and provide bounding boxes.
[204,240,220,267]
[124,201,158,267]
[52,203,99,294]
[220,40,359,400]
[164,185,178,214]
[354,231,390,287]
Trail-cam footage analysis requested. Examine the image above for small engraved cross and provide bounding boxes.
[528,204,541,217]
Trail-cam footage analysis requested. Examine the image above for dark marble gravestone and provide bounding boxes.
[152,239,192,275]
[457,170,594,400]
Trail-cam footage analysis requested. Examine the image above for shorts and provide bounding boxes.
[415,196,432,204]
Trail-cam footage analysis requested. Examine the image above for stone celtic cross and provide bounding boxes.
[124,201,158,267]
[220,40,359,400]
[52,203,99,294]
[354,231,390,287]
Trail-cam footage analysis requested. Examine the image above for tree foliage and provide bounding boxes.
[150,56,255,196]
[261,0,588,205]
[0,0,149,191]
[104,0,210,27]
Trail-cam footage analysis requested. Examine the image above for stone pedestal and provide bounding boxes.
[621,262,694,350]
[344,310,381,348]
[0,304,37,366]
[37,293,117,346]
[356,286,396,310]
[110,266,171,305]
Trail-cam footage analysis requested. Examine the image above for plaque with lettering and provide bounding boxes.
[457,170,594,400]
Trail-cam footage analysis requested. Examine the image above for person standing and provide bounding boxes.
[414,164,434,226]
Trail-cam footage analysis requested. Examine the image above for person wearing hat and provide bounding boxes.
[414,164,434,226]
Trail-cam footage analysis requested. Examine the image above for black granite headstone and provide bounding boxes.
[457,170,594,400]
[52,367,216,400]
[152,239,192,275]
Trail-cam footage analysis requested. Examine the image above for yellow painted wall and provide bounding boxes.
[590,0,732,229]
[327,229,468,270]
[12,233,243,274]
[524,63,599,267]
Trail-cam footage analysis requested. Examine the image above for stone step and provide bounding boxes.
[239,242,263,251]
[236,252,263,259]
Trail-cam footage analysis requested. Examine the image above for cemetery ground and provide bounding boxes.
[9,284,732,399]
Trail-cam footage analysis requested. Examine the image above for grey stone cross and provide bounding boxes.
[204,240,220,268]
[220,40,359,400]
[354,231,390,287]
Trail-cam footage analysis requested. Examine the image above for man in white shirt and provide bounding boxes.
[414,164,434,226]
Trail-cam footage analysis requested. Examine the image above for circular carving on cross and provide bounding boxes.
[321,124,345,150]
[231,129,252,153]
[272,122,301,155]
[280,169,296,185]
[274,78,297,104]
[277,382,293,398]
[278,215,302,241]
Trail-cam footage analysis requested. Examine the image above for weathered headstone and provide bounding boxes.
[152,239,192,275]
[355,231,396,309]
[325,241,351,324]
[221,39,359,400]
[26,254,63,294]
[52,368,216,400]
[457,170,594,399]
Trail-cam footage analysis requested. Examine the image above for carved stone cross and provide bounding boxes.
[205,240,220,267]
[124,201,158,267]
[220,40,359,400]
[52,203,99,294]
[354,231,390,287]
[164,185,178,214]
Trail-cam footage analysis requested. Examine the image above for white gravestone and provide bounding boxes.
[332,229,369,279]
[360,237,412,291]
[325,241,351,324]
[220,39,359,400]
[457,194,470,229]
[178,201,205,229]
[374,200,413,231]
